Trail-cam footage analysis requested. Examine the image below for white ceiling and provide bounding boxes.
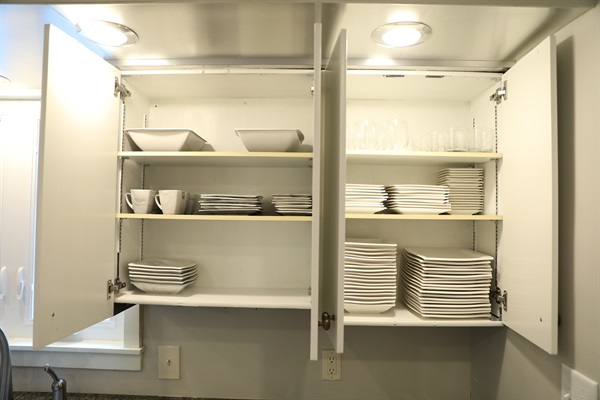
[0,1,594,92]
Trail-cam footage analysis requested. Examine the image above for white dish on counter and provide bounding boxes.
[125,128,207,151]
[235,129,304,152]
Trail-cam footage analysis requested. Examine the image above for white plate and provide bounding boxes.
[128,258,197,269]
[345,282,397,289]
[346,207,386,214]
[197,209,261,215]
[344,302,395,314]
[405,248,493,262]
[128,265,197,273]
[235,129,304,152]
[131,278,197,294]
[275,210,313,215]
[125,128,207,151]
[129,271,198,281]
[201,194,263,199]
[387,207,449,215]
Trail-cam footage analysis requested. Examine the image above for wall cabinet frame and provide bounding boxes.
[33,22,558,359]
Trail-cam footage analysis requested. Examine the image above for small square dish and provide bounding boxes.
[125,128,207,151]
[235,129,304,152]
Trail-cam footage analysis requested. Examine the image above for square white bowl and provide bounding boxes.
[125,128,207,151]
[235,129,304,152]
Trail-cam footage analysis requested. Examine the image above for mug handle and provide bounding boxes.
[125,193,134,211]
[155,194,163,210]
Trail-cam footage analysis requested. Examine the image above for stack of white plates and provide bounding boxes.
[437,168,484,215]
[128,259,198,294]
[272,193,312,215]
[401,248,493,318]
[345,184,387,213]
[384,185,451,215]
[198,194,263,215]
[344,240,398,314]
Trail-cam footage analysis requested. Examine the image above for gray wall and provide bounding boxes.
[471,5,600,399]
[14,307,472,399]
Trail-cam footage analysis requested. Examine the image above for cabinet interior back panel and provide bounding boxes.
[141,220,311,290]
[145,98,314,152]
[124,73,315,100]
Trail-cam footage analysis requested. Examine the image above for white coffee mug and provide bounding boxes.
[126,189,157,214]
[155,190,186,215]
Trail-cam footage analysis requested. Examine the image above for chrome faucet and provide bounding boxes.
[44,364,67,400]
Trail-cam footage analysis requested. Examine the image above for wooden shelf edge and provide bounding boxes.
[346,150,502,163]
[346,213,502,221]
[117,213,312,222]
[118,151,314,158]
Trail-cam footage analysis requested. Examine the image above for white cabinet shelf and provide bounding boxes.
[116,287,311,309]
[117,213,312,222]
[118,151,313,167]
[346,213,501,221]
[346,150,502,166]
[344,305,503,327]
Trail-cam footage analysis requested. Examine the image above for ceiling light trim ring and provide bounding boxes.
[75,20,138,47]
[372,22,432,49]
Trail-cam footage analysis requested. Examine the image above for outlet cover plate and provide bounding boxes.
[322,350,341,381]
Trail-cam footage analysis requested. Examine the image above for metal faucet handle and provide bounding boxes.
[44,364,67,400]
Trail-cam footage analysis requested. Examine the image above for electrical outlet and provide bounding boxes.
[158,345,180,380]
[322,350,341,380]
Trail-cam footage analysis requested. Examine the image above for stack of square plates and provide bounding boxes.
[345,184,387,214]
[401,248,493,318]
[128,259,198,294]
[198,194,263,215]
[437,168,484,215]
[344,240,398,314]
[272,193,312,215]
[384,185,451,215]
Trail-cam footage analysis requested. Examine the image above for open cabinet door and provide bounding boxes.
[318,29,347,355]
[497,36,558,354]
[33,25,121,348]
[309,23,323,361]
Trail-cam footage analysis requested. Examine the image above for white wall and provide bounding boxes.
[471,5,600,399]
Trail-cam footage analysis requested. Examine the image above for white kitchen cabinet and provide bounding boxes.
[32,20,558,358]
[332,34,558,354]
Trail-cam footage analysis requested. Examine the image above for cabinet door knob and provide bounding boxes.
[318,311,336,331]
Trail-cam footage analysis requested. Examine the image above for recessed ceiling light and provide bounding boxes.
[372,22,432,48]
[75,20,138,47]
[0,75,11,85]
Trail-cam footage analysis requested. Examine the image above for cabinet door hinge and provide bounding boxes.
[493,287,508,311]
[107,278,126,300]
[114,77,131,98]
[490,80,507,105]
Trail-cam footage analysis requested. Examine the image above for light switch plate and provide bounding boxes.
[158,345,180,380]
